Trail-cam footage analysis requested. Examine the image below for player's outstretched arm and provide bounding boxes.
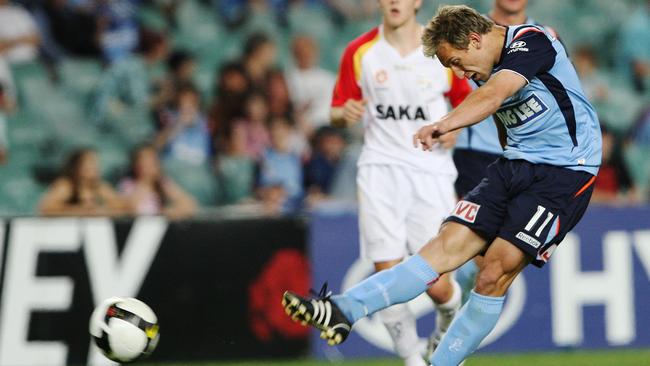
[414,71,526,151]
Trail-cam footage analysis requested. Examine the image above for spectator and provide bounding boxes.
[39,148,130,216]
[619,0,650,94]
[574,45,610,105]
[209,61,250,142]
[257,117,303,214]
[266,68,292,120]
[154,83,211,166]
[96,0,139,63]
[592,124,639,204]
[0,0,40,64]
[304,126,346,204]
[216,122,256,205]
[235,91,270,161]
[286,35,336,136]
[242,32,277,91]
[153,50,197,120]
[119,144,197,219]
[91,28,169,124]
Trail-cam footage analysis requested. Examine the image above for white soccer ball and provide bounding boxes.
[89,297,160,363]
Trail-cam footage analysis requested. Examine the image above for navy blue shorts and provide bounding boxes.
[453,148,502,198]
[445,158,596,267]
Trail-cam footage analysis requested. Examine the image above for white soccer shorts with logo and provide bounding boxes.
[357,164,457,263]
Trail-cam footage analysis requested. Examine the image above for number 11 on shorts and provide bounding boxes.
[525,205,554,238]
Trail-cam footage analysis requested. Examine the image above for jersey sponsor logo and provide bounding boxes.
[495,94,548,129]
[452,200,480,223]
[510,41,527,49]
[375,104,428,121]
[507,40,529,54]
[516,231,542,248]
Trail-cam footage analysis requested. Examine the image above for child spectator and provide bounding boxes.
[39,148,130,216]
[304,126,346,200]
[236,92,271,161]
[257,117,303,214]
[209,61,250,142]
[119,144,197,219]
[154,83,212,166]
[216,122,256,205]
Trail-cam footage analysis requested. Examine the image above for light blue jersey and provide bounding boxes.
[456,17,559,155]
[487,24,601,175]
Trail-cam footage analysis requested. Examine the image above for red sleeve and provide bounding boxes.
[444,72,472,108]
[331,27,379,107]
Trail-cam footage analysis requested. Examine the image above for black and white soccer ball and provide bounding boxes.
[89,297,160,363]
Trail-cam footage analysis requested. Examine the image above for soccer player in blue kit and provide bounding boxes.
[283,5,602,366]
[453,0,562,302]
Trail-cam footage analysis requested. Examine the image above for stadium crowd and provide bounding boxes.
[0,0,649,218]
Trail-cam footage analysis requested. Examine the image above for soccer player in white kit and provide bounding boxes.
[329,1,471,365]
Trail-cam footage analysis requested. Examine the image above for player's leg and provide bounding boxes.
[405,171,462,354]
[455,256,482,304]
[283,160,509,346]
[358,165,426,366]
[430,161,597,365]
[375,260,428,366]
[332,221,487,324]
[430,238,529,366]
[452,149,502,304]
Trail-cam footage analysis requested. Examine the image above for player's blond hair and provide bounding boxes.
[422,5,494,58]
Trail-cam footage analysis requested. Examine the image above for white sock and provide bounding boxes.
[434,279,462,335]
[378,304,426,366]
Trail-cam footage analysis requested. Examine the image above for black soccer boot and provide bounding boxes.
[282,283,352,346]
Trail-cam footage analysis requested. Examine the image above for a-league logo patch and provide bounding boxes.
[452,200,480,223]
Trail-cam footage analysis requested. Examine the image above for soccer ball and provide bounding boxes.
[89,297,160,363]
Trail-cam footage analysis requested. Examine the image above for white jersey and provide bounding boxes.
[332,25,470,175]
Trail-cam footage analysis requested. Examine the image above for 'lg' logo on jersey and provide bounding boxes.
[452,200,480,223]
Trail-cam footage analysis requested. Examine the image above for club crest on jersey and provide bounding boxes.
[375,104,428,121]
[451,200,480,223]
[495,94,548,128]
[375,69,388,85]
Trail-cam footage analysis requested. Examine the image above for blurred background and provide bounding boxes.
[0,0,648,365]
[0,0,648,215]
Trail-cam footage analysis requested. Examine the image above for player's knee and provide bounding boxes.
[474,259,508,296]
[419,236,457,273]
[426,274,453,302]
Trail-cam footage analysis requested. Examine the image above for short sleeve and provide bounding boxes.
[499,29,557,82]
[444,71,472,108]
[331,44,363,107]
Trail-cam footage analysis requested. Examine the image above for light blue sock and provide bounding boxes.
[332,254,439,323]
[430,290,505,366]
[455,260,479,304]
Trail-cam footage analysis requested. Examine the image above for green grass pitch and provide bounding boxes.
[145,349,650,366]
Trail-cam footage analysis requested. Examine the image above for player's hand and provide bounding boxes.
[413,123,445,151]
[342,99,367,125]
[438,129,459,150]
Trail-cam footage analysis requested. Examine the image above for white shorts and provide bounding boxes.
[358,164,457,262]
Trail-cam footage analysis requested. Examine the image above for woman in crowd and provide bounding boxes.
[119,144,197,220]
[39,148,130,216]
